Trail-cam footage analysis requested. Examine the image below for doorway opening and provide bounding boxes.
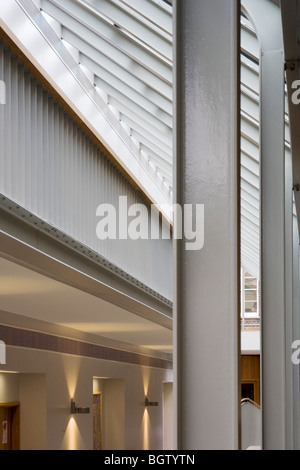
[0,402,20,450]
[93,378,125,450]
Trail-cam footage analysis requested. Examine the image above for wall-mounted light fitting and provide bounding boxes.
[70,399,90,414]
[145,396,158,407]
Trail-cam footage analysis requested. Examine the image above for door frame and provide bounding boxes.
[93,392,103,451]
[0,402,20,450]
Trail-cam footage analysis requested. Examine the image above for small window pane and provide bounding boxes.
[245,290,257,302]
[245,300,257,313]
[245,278,257,290]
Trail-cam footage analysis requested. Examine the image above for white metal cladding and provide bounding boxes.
[240,13,293,280]
[25,0,272,280]
[241,15,260,279]
[0,0,293,283]
[36,0,174,198]
[0,41,173,301]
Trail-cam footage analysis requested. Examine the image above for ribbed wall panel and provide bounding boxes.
[0,41,172,300]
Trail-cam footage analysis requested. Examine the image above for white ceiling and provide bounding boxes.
[0,257,173,354]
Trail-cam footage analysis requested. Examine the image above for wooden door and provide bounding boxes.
[0,407,11,450]
[241,355,260,406]
[0,403,20,450]
[93,393,103,450]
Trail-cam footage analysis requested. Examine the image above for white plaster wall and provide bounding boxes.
[19,374,47,450]
[93,378,125,450]
[163,382,174,450]
[0,372,19,403]
[0,345,173,450]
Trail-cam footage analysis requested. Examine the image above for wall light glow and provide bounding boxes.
[142,409,150,451]
[142,367,150,396]
[62,357,82,399]
[64,417,78,451]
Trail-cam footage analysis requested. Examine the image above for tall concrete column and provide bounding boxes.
[242,0,286,450]
[173,0,240,450]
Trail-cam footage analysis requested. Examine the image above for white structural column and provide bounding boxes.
[293,215,300,450]
[286,146,295,449]
[281,0,300,449]
[173,0,240,449]
[242,0,286,450]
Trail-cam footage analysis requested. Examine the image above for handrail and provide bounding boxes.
[241,398,261,409]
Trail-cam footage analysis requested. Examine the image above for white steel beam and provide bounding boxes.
[120,0,173,35]
[80,0,173,61]
[174,0,240,450]
[93,75,172,130]
[241,58,259,94]
[92,76,172,133]
[130,129,172,160]
[138,143,172,170]
[40,0,172,83]
[281,0,300,449]
[61,27,173,101]
[118,113,172,151]
[78,50,173,115]
[108,95,171,135]
[243,0,287,450]
[241,24,259,61]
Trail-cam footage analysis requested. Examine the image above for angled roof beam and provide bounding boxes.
[93,75,173,130]
[40,0,172,83]
[241,153,260,177]
[241,243,259,262]
[241,228,260,247]
[241,115,259,146]
[121,116,172,156]
[241,198,260,219]
[241,166,260,190]
[241,57,259,93]
[139,143,172,172]
[241,135,259,160]
[241,188,260,209]
[241,91,259,121]
[108,95,172,135]
[1,0,172,221]
[120,114,172,151]
[241,23,259,62]
[241,207,260,227]
[241,179,260,202]
[78,50,172,115]
[241,216,260,237]
[61,26,172,101]
[120,0,172,35]
[130,129,172,160]
[241,229,260,248]
[80,0,172,61]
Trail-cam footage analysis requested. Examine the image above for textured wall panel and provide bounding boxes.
[0,41,172,300]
